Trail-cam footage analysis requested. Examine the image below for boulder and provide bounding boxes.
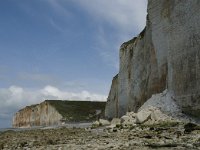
[150,109,171,122]
[136,109,152,124]
[111,118,121,126]
[99,119,110,126]
[121,112,137,125]
[92,121,100,128]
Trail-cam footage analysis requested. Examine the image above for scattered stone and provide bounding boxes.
[92,121,100,128]
[58,147,62,150]
[147,143,178,148]
[121,112,137,126]
[99,119,110,126]
[184,122,200,133]
[1,122,200,150]
[0,143,4,149]
[111,118,121,126]
[112,128,118,132]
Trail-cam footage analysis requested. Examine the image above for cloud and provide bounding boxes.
[71,0,147,32]
[0,85,107,126]
[45,0,147,68]
[72,0,147,68]
[41,85,107,101]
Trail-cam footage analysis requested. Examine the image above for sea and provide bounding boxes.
[0,122,93,132]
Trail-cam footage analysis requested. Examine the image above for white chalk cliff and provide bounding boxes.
[13,100,106,128]
[105,0,200,119]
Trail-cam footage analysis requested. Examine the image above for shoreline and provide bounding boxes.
[0,122,93,132]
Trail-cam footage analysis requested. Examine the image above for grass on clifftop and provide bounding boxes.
[46,100,106,122]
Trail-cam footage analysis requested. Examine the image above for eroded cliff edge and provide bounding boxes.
[13,100,106,128]
[105,0,200,119]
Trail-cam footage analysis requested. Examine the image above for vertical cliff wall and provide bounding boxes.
[149,0,200,116]
[105,74,119,119]
[13,101,63,128]
[105,0,200,118]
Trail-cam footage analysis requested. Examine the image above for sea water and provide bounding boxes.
[0,122,92,132]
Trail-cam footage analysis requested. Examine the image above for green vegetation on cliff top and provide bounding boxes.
[46,100,106,122]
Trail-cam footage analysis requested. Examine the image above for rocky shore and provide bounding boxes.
[1,120,200,150]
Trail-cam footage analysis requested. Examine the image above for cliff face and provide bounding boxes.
[13,100,106,128]
[105,74,119,119]
[13,101,62,128]
[105,0,200,118]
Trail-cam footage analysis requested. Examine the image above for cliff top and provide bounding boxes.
[121,27,146,51]
[45,100,106,121]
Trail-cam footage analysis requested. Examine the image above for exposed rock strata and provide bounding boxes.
[13,101,62,128]
[13,100,106,128]
[105,74,118,119]
[105,0,200,118]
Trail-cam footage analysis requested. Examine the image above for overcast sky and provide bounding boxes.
[0,0,147,128]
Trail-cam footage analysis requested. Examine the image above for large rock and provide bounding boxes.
[121,112,137,125]
[136,108,152,124]
[111,118,121,126]
[105,0,200,118]
[99,119,110,126]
